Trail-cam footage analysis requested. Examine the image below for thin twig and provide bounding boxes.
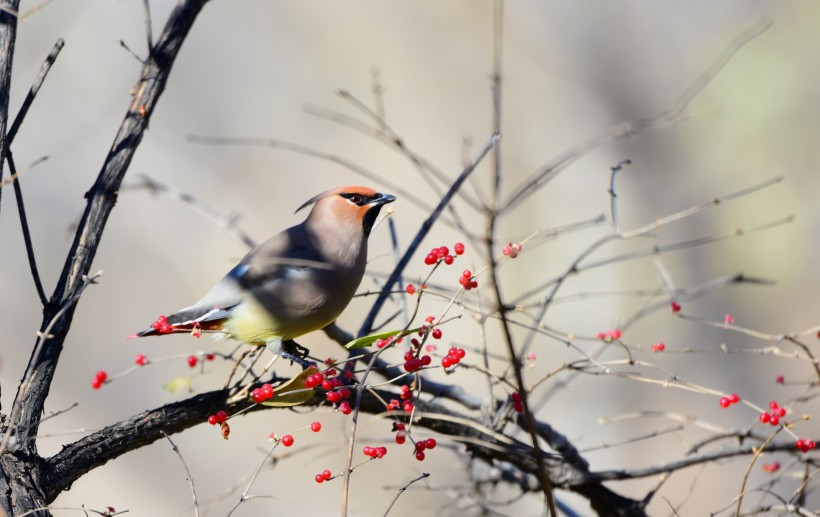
[161,432,200,517]
[8,153,48,304]
[382,473,430,516]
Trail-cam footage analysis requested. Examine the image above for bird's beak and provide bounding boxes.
[369,193,396,206]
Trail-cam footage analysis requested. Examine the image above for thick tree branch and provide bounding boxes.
[0,0,18,216]
[10,0,210,450]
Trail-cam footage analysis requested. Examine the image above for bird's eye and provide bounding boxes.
[347,194,363,205]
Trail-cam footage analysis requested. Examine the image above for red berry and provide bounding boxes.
[404,350,414,362]
[775,375,785,384]
[375,447,387,458]
[208,415,218,425]
[415,441,426,452]
[339,401,352,415]
[215,410,227,423]
[187,355,198,368]
[322,469,332,480]
[395,433,406,444]
[456,348,466,358]
[432,328,442,339]
[769,400,779,410]
[135,354,147,366]
[438,246,449,257]
[160,323,173,334]
[406,284,416,295]
[774,407,786,418]
[402,401,414,412]
[251,388,265,403]
[205,353,215,361]
[728,393,740,404]
[762,462,780,473]
[315,474,325,484]
[157,315,168,324]
[769,416,779,426]
[95,370,108,382]
[443,255,454,265]
[454,242,465,255]
[759,412,771,424]
[363,446,374,457]
[421,355,432,366]
[651,343,665,353]
[281,434,294,447]
[719,397,731,408]
[415,451,426,461]
[670,302,681,313]
[425,438,437,449]
[424,253,437,265]
[91,378,103,390]
[327,391,342,404]
[441,356,453,368]
[151,321,162,331]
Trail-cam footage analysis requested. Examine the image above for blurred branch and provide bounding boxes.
[500,17,773,213]
[123,173,257,248]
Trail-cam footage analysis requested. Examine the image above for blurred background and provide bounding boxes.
[1,1,818,515]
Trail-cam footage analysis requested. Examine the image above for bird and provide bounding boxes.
[129,186,395,364]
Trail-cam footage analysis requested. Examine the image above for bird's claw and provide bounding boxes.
[281,340,315,370]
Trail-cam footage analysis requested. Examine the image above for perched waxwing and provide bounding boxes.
[130,186,395,361]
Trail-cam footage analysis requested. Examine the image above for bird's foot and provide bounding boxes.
[281,340,315,370]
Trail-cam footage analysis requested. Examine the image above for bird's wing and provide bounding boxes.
[133,226,326,338]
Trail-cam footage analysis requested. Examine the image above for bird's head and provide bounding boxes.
[297,186,396,237]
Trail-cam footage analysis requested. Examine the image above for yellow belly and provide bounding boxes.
[223,298,332,345]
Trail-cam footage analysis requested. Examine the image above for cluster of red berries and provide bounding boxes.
[597,328,622,341]
[651,342,666,353]
[511,392,524,413]
[314,469,333,484]
[251,383,275,403]
[91,370,108,390]
[502,242,522,258]
[207,410,228,426]
[388,385,415,413]
[459,269,478,290]
[403,349,432,373]
[363,445,388,458]
[305,368,353,414]
[759,400,787,425]
[718,393,740,408]
[670,301,682,313]
[423,242,465,266]
[441,347,466,368]
[413,438,437,461]
[150,315,174,334]
[796,438,817,453]
[135,354,148,366]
